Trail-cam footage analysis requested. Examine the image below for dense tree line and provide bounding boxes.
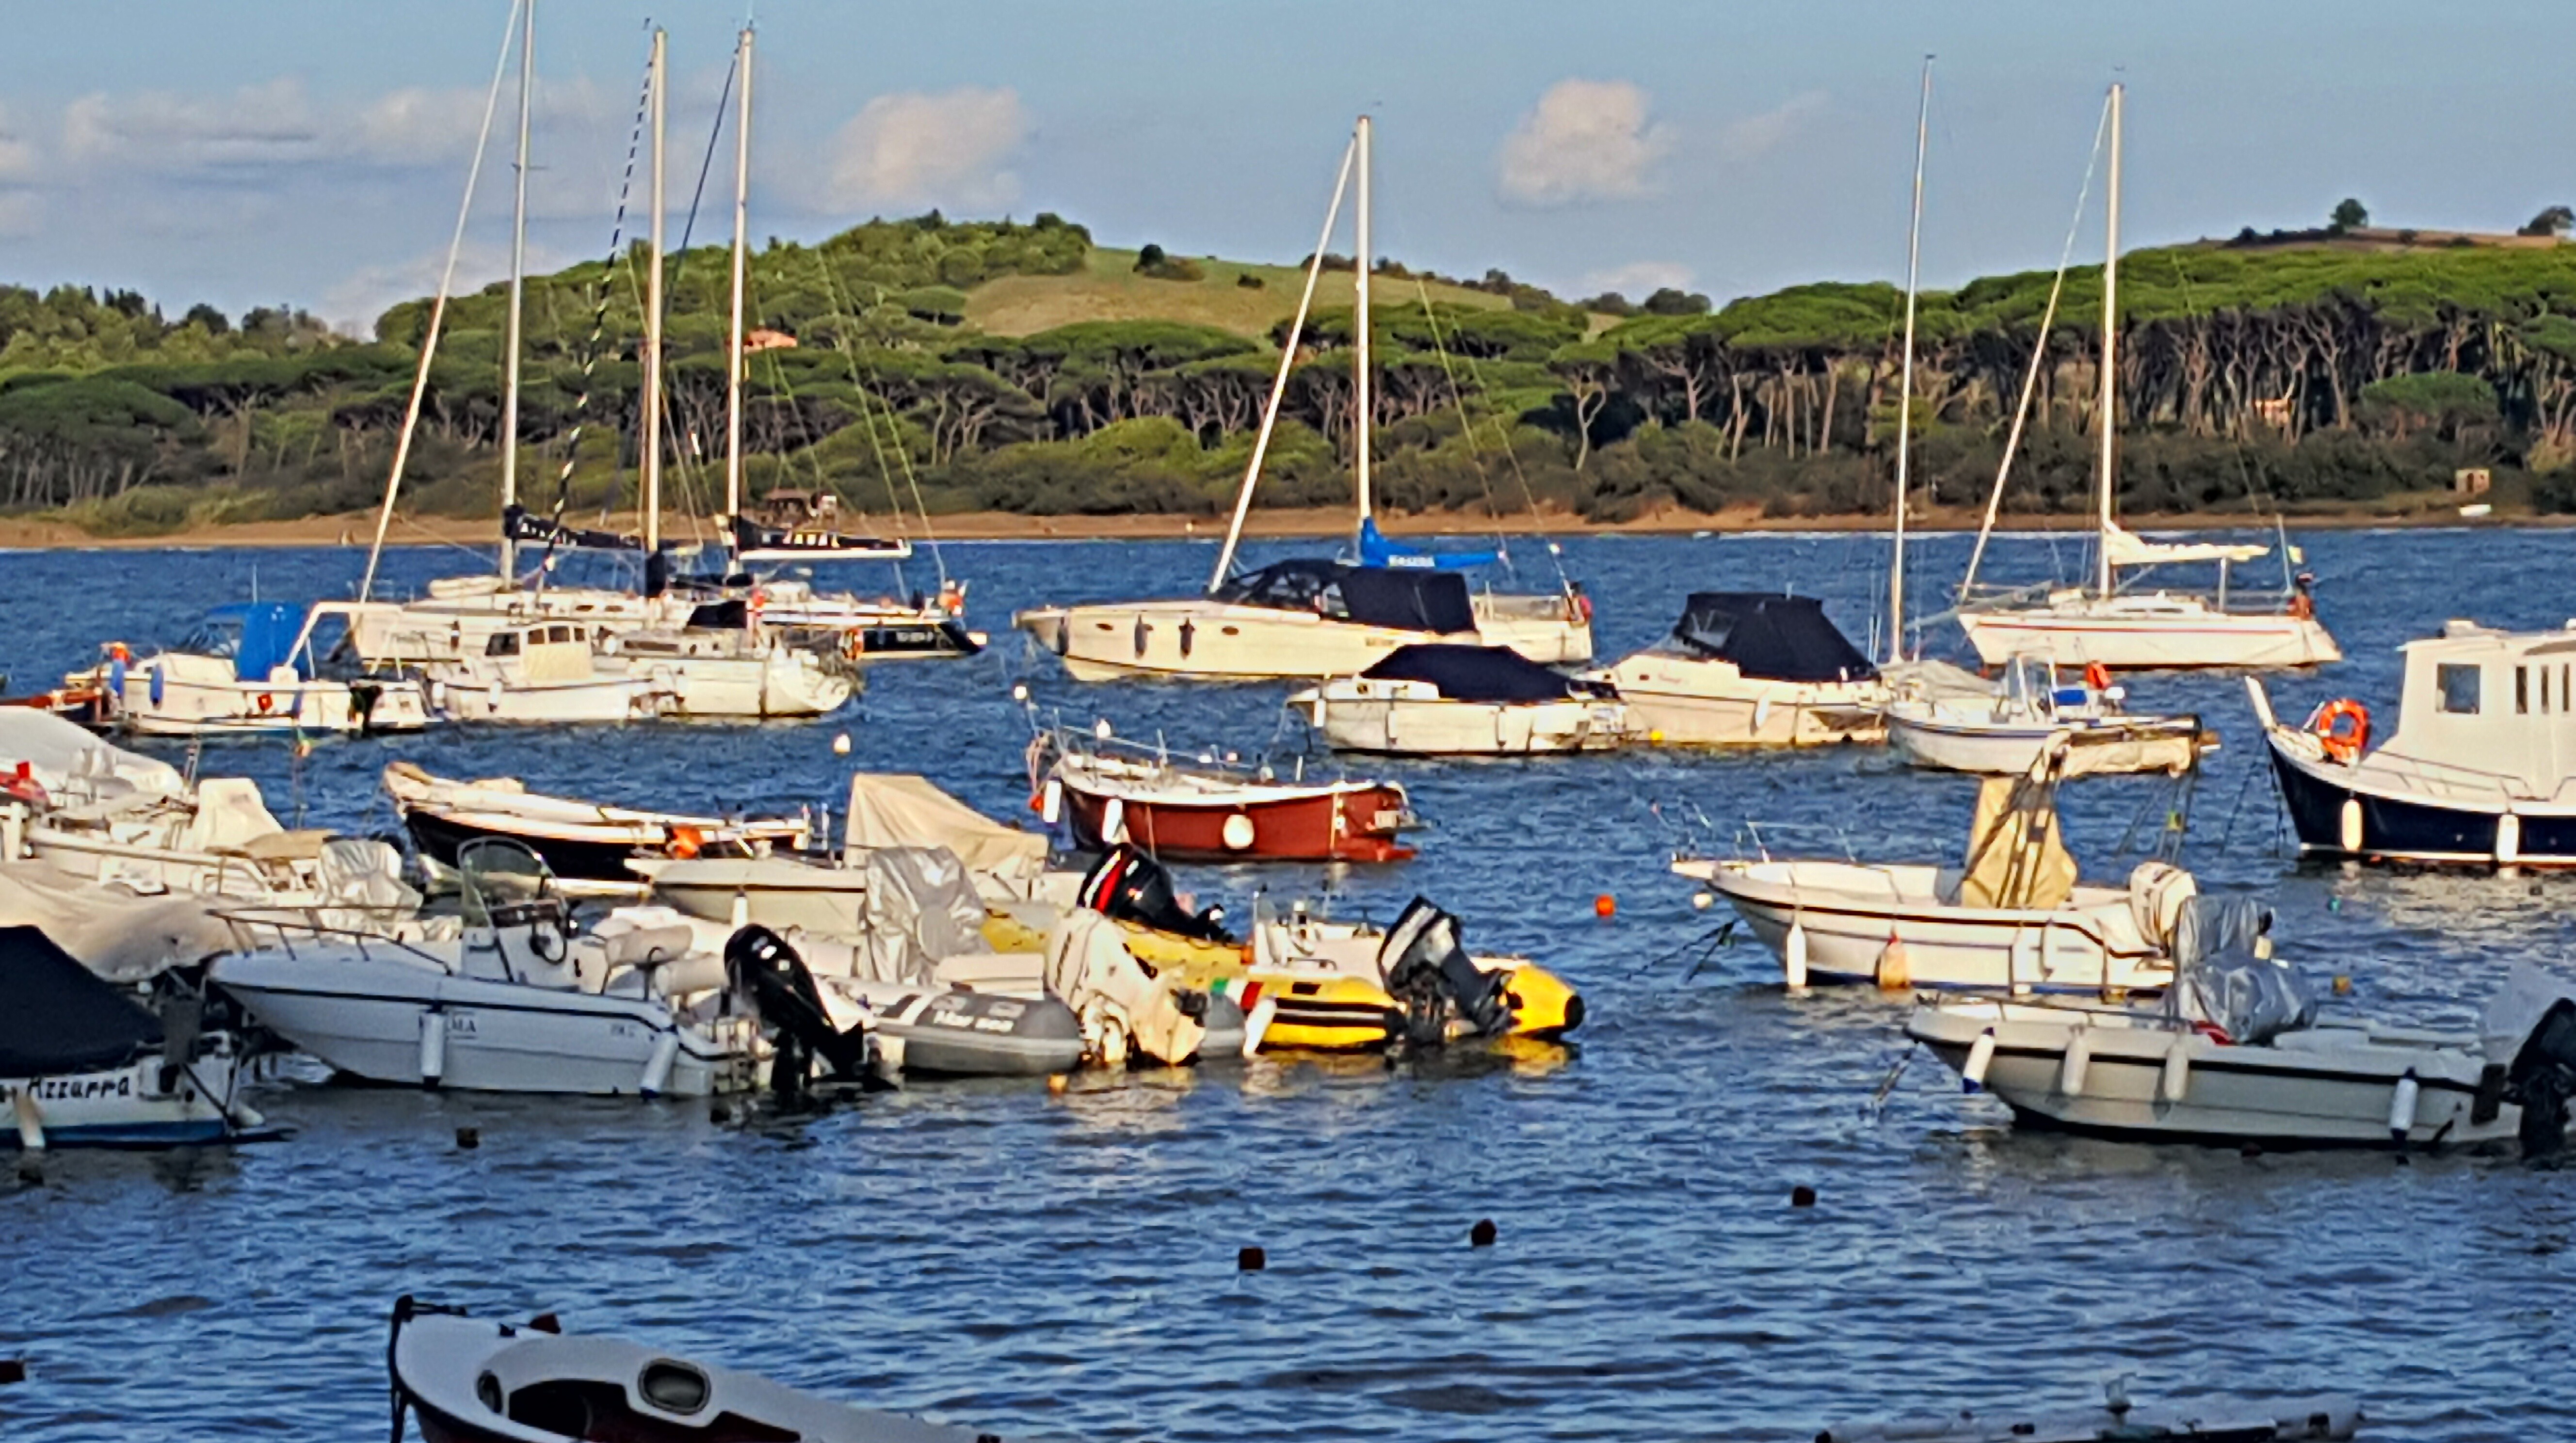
[3,210,2574,535]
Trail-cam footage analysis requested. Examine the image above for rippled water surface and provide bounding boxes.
[3,528,2574,1441]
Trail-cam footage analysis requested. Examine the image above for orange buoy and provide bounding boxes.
[1593,894,1616,918]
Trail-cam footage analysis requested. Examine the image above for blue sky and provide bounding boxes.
[0,1,2562,332]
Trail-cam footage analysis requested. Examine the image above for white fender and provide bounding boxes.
[2338,797,2364,853]
[1961,1029,1996,1093]
[1221,813,1257,851]
[2497,813,2522,867]
[1875,933,1911,991]
[640,1030,680,1096]
[1039,777,1063,825]
[2387,1069,2420,1141]
[1783,920,1809,992]
[1241,994,1279,1058]
[418,1010,448,1087]
[1100,797,1127,845]
[1752,695,1774,736]
[2159,1031,2193,1103]
[12,1088,45,1151]
[2058,1026,2093,1096]
[485,680,505,715]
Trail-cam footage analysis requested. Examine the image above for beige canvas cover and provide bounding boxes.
[0,863,237,981]
[1958,772,2077,910]
[843,773,1046,886]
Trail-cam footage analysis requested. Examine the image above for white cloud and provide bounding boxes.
[354,87,493,166]
[1718,91,1828,160]
[821,87,1028,212]
[318,236,576,338]
[0,104,38,184]
[0,191,38,240]
[1578,261,1695,299]
[1497,79,1674,208]
[64,78,325,172]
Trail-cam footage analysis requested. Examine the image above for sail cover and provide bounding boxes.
[1670,593,1877,684]
[1360,644,1598,703]
[0,925,161,1076]
[1357,518,1501,573]
[503,504,643,554]
[1958,771,2077,910]
[729,513,912,562]
[1218,560,1475,635]
[2101,523,2268,569]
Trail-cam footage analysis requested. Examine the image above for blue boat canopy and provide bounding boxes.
[183,602,311,683]
[1357,518,1501,573]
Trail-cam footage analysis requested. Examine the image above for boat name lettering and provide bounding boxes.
[9,1074,136,1101]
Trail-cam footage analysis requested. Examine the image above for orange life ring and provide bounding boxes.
[2311,698,2368,764]
[255,692,274,713]
[2083,661,2111,693]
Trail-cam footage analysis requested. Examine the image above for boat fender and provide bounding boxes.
[2058,1027,2093,1097]
[418,1010,448,1088]
[2497,813,2522,867]
[10,1089,44,1152]
[2338,797,2365,854]
[486,681,504,714]
[1874,932,1910,992]
[1753,696,1773,734]
[2388,1068,2421,1144]
[1241,992,1278,1058]
[1222,813,1256,851]
[1100,798,1127,845]
[1039,778,1063,825]
[2159,1032,2193,1104]
[640,1031,681,1096]
[1783,921,1809,992]
[1961,1029,1996,1093]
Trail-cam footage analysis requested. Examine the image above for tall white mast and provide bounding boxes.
[724,26,753,534]
[2093,81,2123,599]
[1888,57,1931,666]
[499,0,534,582]
[641,27,666,559]
[1208,137,1355,592]
[1353,113,1373,538]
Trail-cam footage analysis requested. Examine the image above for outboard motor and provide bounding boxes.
[1377,897,1510,1045]
[2507,996,2576,1159]
[1075,844,1233,943]
[724,926,872,1094]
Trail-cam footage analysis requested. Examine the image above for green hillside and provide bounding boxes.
[2,211,2574,537]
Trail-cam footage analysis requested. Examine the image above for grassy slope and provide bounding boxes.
[964,247,1520,338]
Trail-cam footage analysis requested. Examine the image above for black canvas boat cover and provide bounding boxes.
[1216,559,1475,635]
[1361,644,1602,703]
[1671,592,1877,683]
[0,925,160,1077]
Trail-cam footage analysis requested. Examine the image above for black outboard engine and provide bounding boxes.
[2507,997,2576,1159]
[1075,844,1232,943]
[1377,897,1510,1045]
[724,926,870,1094]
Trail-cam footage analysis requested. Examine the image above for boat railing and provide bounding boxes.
[209,904,457,970]
[1737,819,1863,866]
[1044,724,1308,786]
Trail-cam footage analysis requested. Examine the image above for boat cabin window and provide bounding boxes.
[2519,666,2530,714]
[2437,662,2481,715]
[485,631,521,657]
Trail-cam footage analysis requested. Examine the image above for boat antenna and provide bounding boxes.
[1209,130,1356,592]
[499,0,534,584]
[1887,54,1931,667]
[358,0,524,603]
[1959,92,2108,601]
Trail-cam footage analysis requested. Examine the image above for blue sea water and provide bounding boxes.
[0,525,2570,1441]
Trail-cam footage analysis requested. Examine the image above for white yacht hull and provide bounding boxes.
[1887,711,2202,777]
[1908,1001,2519,1148]
[1958,597,2340,670]
[1016,598,1590,682]
[346,591,657,666]
[1299,691,1633,755]
[428,673,669,724]
[212,947,760,1096]
[109,657,433,738]
[618,651,854,719]
[1605,657,1884,747]
[1676,857,2170,994]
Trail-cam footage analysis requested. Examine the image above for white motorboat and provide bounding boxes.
[1818,1381,2361,1443]
[1952,85,2338,672]
[1292,642,1634,755]
[2253,620,2576,867]
[1,924,265,1149]
[1911,926,2576,1153]
[211,842,763,1096]
[425,621,677,723]
[1887,654,2208,776]
[387,1297,1003,1443]
[597,608,856,720]
[1676,741,2201,994]
[84,602,432,737]
[1013,116,1589,681]
[1600,592,1897,746]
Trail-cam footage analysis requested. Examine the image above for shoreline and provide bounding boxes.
[0,501,2547,551]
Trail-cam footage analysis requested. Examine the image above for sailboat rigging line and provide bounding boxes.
[538,39,659,582]
[357,0,525,604]
[805,251,951,584]
[2162,251,2301,594]
[1410,283,1577,592]
[642,43,745,550]
[1959,93,2109,601]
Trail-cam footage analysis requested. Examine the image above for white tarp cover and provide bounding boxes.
[0,863,236,981]
[2482,962,2576,1064]
[182,777,285,852]
[1044,910,1207,1065]
[0,708,183,801]
[2101,522,2268,569]
[844,773,1047,885]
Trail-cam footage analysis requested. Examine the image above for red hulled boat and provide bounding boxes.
[1031,732,1415,863]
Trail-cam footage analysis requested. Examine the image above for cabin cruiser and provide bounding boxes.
[1886,654,2208,776]
[425,621,677,724]
[1291,643,1635,755]
[1033,722,1417,862]
[80,602,431,737]
[1,923,265,1149]
[2254,619,2576,866]
[384,762,813,894]
[388,1297,1009,1443]
[1675,736,2203,994]
[211,841,764,1096]
[594,599,857,720]
[1911,917,2576,1154]
[1601,592,1971,747]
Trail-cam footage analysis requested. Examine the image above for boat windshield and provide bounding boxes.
[1215,559,1475,633]
[458,838,565,931]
